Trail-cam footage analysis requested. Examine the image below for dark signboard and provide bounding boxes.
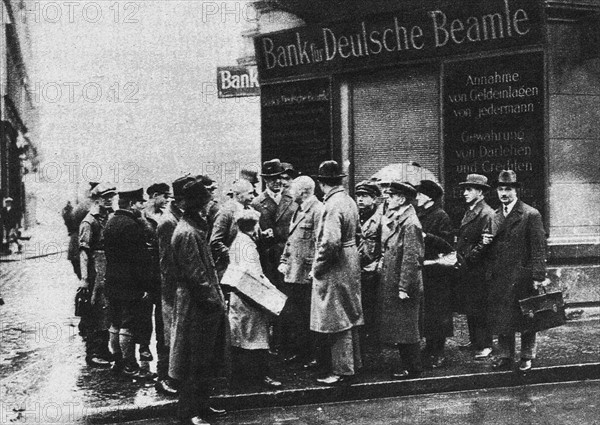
[261,78,332,177]
[217,66,260,98]
[443,51,545,225]
[255,0,545,82]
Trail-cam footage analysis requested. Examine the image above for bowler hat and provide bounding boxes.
[416,180,444,201]
[388,181,417,199]
[241,169,259,184]
[281,162,299,179]
[118,187,145,202]
[315,160,347,180]
[355,180,381,198]
[182,180,211,208]
[196,175,217,191]
[261,159,285,177]
[495,170,521,188]
[172,175,196,200]
[458,174,490,190]
[147,182,171,197]
[91,183,117,199]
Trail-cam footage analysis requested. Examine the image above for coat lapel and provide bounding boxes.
[494,200,524,237]
[382,205,412,247]
[276,192,293,222]
[460,200,484,228]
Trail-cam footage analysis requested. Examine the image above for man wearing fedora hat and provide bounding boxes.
[454,174,495,360]
[377,181,424,380]
[484,170,548,372]
[311,160,363,386]
[103,187,151,377]
[157,175,196,395]
[170,180,227,424]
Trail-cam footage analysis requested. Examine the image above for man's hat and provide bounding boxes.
[118,187,145,202]
[89,181,100,190]
[388,181,417,199]
[196,175,217,191]
[4,196,13,202]
[182,180,211,208]
[355,180,381,198]
[91,183,117,199]
[147,182,171,197]
[281,162,299,179]
[495,170,521,188]
[314,160,347,180]
[172,175,196,200]
[415,180,444,201]
[240,169,259,184]
[458,174,490,190]
[260,159,285,177]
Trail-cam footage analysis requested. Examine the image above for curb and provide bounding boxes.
[84,362,600,424]
[0,249,68,262]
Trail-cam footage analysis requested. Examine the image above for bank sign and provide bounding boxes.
[217,66,260,98]
[255,0,544,82]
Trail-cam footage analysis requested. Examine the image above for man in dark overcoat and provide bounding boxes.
[310,161,363,386]
[454,174,495,359]
[157,175,195,395]
[415,180,454,369]
[378,181,424,379]
[170,180,227,424]
[65,181,99,278]
[484,170,548,372]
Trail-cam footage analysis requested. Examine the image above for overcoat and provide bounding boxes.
[310,187,363,334]
[377,204,424,345]
[228,232,271,350]
[358,205,383,273]
[484,200,547,334]
[156,203,183,344]
[280,196,323,285]
[417,204,455,340]
[67,199,92,268]
[252,190,298,284]
[454,199,494,315]
[209,199,245,277]
[169,212,228,381]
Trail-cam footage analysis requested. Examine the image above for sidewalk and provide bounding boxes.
[0,223,69,262]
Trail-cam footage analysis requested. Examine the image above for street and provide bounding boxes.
[110,380,600,425]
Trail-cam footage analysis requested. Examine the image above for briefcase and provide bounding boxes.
[74,287,91,317]
[519,287,566,332]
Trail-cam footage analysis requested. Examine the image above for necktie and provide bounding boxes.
[504,205,509,216]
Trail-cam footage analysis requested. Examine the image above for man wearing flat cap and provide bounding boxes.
[157,175,195,395]
[415,180,455,369]
[104,187,151,377]
[78,183,117,368]
[196,175,219,238]
[483,170,548,373]
[454,174,495,360]
[355,180,382,344]
[311,160,363,386]
[170,180,227,424]
[378,181,424,379]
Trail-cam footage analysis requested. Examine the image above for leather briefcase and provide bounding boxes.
[519,287,566,332]
[74,287,91,317]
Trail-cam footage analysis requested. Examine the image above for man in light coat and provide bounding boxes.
[278,176,323,365]
[484,170,548,372]
[454,174,495,359]
[311,160,363,386]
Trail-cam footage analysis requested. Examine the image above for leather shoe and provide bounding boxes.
[261,376,283,389]
[198,407,226,417]
[155,379,178,396]
[86,356,111,368]
[180,416,209,425]
[390,370,422,380]
[491,358,513,371]
[518,359,532,372]
[474,347,493,359]
[316,374,354,386]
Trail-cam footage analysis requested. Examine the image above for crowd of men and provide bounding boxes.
[62,158,548,425]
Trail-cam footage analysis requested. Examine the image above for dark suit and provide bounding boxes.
[485,199,547,360]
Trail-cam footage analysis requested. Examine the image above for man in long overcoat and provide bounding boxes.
[378,181,424,379]
[170,180,227,424]
[484,170,548,372]
[415,180,455,369]
[157,176,194,394]
[310,161,363,386]
[454,174,495,359]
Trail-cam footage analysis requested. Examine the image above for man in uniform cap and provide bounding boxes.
[484,170,548,372]
[196,175,219,238]
[78,183,117,367]
[311,160,363,386]
[355,180,382,345]
[454,174,495,359]
[103,187,151,377]
[280,162,299,191]
[378,181,424,379]
[170,180,227,424]
[156,175,195,395]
